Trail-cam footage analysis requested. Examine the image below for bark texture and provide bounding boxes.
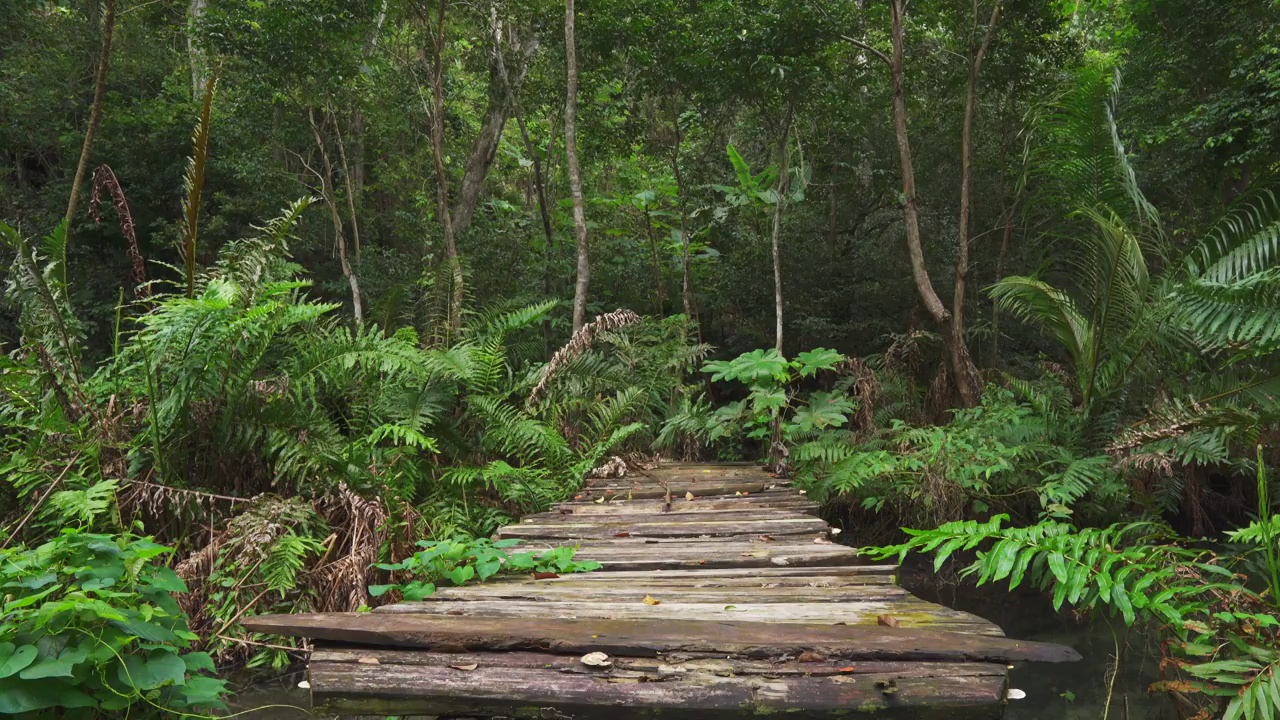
[62,0,118,264]
[565,0,591,332]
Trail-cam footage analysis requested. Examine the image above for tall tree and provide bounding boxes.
[61,0,118,275]
[424,0,462,334]
[952,0,1003,405]
[564,0,590,332]
[769,105,795,353]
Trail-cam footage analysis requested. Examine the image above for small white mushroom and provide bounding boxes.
[580,652,612,667]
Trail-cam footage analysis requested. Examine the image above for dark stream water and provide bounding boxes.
[227,573,1177,719]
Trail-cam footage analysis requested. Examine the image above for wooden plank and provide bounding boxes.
[419,584,908,604]
[245,613,1082,663]
[499,517,830,539]
[578,481,788,500]
[521,509,817,523]
[312,646,1008,679]
[555,498,819,515]
[310,662,1007,719]
[484,565,900,581]
[372,599,1001,634]
[544,542,860,570]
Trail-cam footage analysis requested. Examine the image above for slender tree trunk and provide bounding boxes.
[643,207,665,314]
[426,0,462,334]
[62,0,117,272]
[309,110,363,325]
[889,0,982,406]
[769,105,795,354]
[187,0,207,101]
[452,14,538,235]
[889,0,948,327]
[331,109,362,262]
[493,11,557,356]
[565,0,590,332]
[669,102,696,329]
[951,0,1002,405]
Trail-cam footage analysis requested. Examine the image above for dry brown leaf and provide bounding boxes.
[357,657,380,665]
[449,663,479,671]
[838,666,856,673]
[758,534,775,542]
[797,651,825,663]
[685,491,695,501]
[532,571,559,580]
[877,614,901,628]
[642,594,661,605]
[614,531,631,538]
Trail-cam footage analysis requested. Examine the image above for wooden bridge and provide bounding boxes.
[246,462,1079,718]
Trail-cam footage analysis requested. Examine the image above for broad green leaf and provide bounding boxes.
[119,650,187,690]
[0,643,39,679]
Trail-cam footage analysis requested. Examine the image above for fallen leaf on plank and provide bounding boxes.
[532,571,559,580]
[357,657,380,665]
[877,614,900,628]
[449,663,479,671]
[797,651,825,663]
[642,595,661,605]
[685,491,695,501]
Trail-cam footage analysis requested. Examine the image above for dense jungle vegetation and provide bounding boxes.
[2,0,1279,717]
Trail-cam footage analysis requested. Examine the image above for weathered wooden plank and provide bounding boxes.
[418,583,907,604]
[372,599,1001,635]
[558,490,812,510]
[484,565,900,582]
[499,517,830,539]
[245,613,1081,663]
[521,508,817,523]
[312,646,1008,680]
[578,481,788,500]
[311,663,1007,719]
[541,542,860,570]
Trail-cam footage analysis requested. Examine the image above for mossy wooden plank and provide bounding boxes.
[372,599,1001,635]
[498,517,830,539]
[309,662,1008,719]
[483,565,900,581]
[312,646,1008,680]
[245,612,1081,663]
[418,584,908,604]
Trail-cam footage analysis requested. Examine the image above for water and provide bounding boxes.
[228,575,1178,719]
[900,567,1176,720]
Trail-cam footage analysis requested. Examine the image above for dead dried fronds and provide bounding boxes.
[589,456,628,479]
[835,356,880,434]
[529,308,641,404]
[89,164,146,298]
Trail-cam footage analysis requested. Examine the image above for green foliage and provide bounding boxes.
[796,386,1125,525]
[0,529,226,716]
[868,510,1280,720]
[370,537,600,600]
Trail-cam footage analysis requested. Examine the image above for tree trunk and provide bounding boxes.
[889,0,948,328]
[889,0,981,407]
[309,110,364,325]
[951,0,1002,406]
[769,106,794,354]
[332,109,362,262]
[452,20,538,235]
[642,206,665,315]
[493,9,557,356]
[426,0,462,334]
[62,0,117,273]
[187,0,207,101]
[669,102,696,331]
[565,0,591,332]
